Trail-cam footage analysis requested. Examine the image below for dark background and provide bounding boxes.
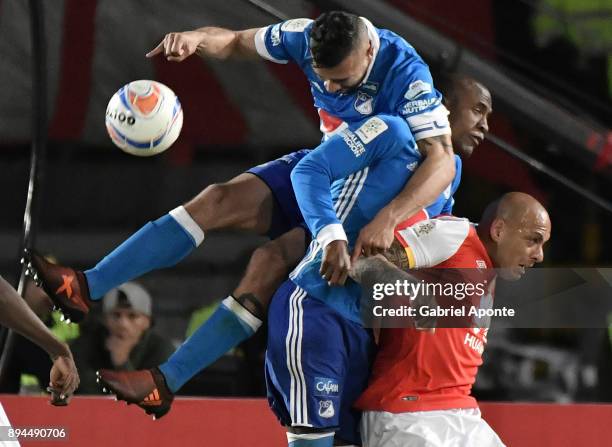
[0,0,610,402]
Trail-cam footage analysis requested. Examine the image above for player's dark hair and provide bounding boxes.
[438,73,483,107]
[310,11,365,68]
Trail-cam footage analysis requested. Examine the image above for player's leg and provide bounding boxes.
[184,172,274,234]
[265,282,373,446]
[97,228,308,416]
[335,319,374,446]
[158,226,308,392]
[29,150,310,322]
[361,409,505,447]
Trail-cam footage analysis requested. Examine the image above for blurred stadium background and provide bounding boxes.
[0,0,610,443]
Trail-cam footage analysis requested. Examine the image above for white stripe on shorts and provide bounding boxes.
[285,286,310,426]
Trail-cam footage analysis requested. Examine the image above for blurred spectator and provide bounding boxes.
[71,282,173,394]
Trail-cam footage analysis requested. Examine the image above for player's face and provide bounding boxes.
[105,307,151,339]
[313,40,373,95]
[449,83,492,158]
[493,210,551,280]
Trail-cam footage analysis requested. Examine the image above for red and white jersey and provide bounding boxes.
[356,216,496,413]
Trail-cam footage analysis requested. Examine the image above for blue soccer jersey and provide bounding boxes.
[254,17,451,141]
[288,114,422,322]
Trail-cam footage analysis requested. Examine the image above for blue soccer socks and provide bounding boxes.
[159,296,262,392]
[85,206,204,299]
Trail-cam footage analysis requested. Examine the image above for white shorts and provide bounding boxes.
[361,408,505,447]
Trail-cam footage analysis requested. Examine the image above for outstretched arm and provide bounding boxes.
[147,27,262,62]
[0,276,79,401]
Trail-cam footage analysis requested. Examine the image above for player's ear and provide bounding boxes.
[367,40,374,57]
[490,218,505,243]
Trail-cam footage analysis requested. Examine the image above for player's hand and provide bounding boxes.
[48,354,79,405]
[351,211,397,263]
[146,31,201,62]
[320,240,351,286]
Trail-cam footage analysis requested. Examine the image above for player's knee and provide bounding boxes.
[184,182,234,227]
[194,182,232,210]
[250,240,293,279]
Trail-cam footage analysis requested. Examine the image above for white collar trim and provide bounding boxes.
[359,17,380,86]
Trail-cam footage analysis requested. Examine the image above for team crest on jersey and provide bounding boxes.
[318,400,335,419]
[414,221,435,237]
[281,18,312,32]
[404,80,432,100]
[355,116,388,144]
[354,92,374,115]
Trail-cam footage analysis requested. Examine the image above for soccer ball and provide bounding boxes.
[105,80,183,156]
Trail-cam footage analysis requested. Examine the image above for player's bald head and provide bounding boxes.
[482,192,549,230]
[480,192,551,280]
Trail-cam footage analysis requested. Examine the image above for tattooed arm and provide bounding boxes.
[349,247,410,287]
[350,242,437,331]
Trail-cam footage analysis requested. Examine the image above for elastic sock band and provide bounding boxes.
[169,206,205,246]
[222,296,263,332]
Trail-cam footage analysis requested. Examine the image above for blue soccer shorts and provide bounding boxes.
[247,149,310,239]
[265,279,375,445]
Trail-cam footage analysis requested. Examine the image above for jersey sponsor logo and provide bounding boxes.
[314,377,340,396]
[281,18,312,32]
[341,129,366,157]
[270,24,281,46]
[403,97,440,114]
[355,116,388,144]
[354,91,374,115]
[404,80,432,100]
[464,331,485,355]
[318,400,335,418]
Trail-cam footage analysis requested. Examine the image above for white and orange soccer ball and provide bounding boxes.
[105,80,183,156]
